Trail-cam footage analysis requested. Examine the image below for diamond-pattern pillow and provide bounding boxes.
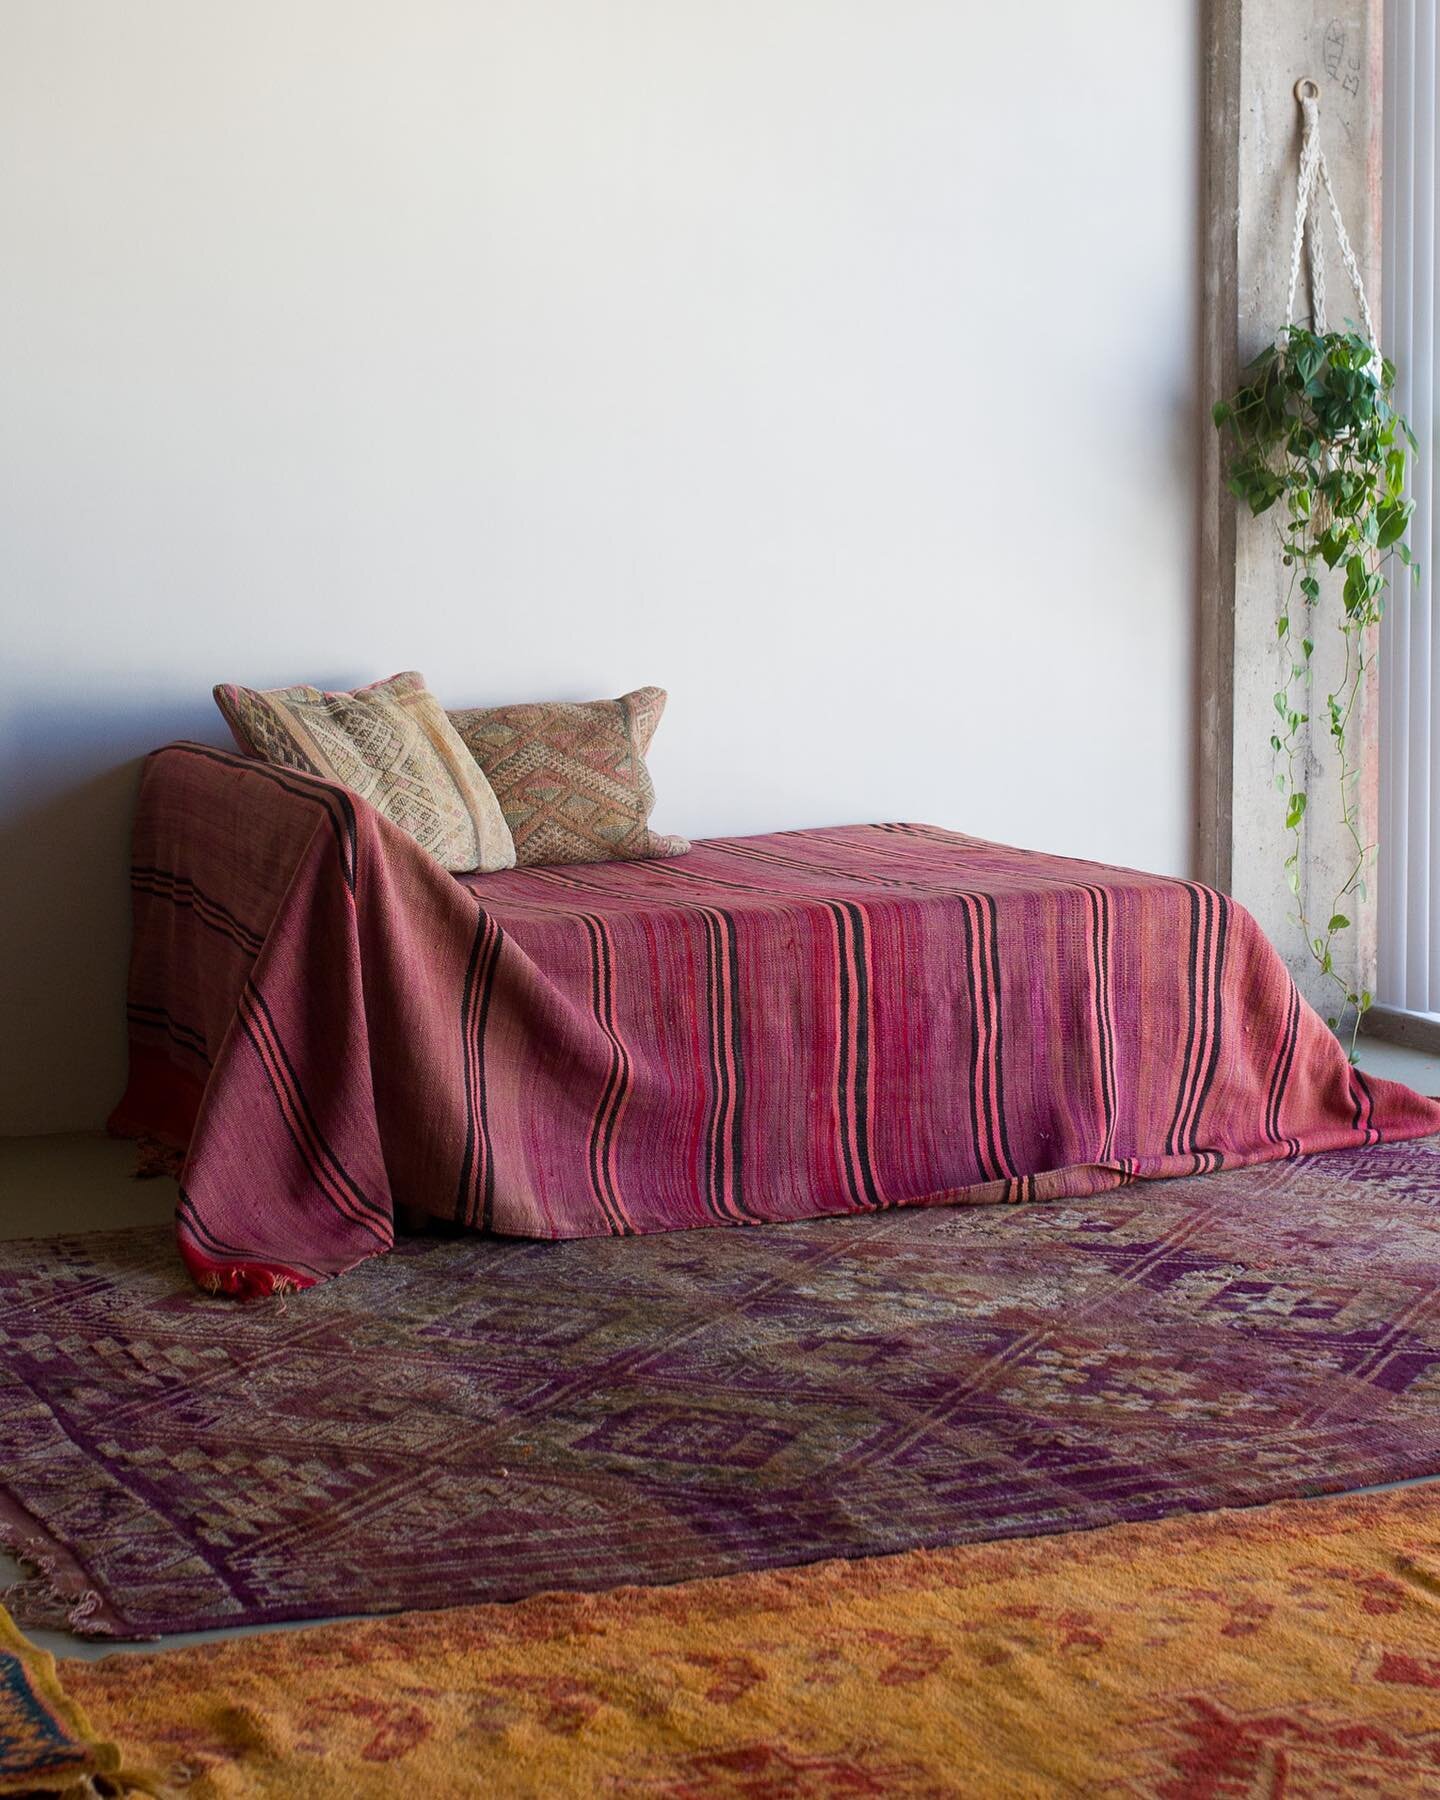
[213,672,515,874]
[448,686,689,867]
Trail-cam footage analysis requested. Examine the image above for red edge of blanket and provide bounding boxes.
[176,1238,319,1301]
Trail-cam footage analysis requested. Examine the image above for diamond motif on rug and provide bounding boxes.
[4,1137,1440,1636]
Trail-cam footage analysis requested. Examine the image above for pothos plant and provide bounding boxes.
[1213,324,1418,1056]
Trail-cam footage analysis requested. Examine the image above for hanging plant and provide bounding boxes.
[1211,87,1420,1058]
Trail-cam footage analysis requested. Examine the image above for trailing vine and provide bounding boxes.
[1213,324,1418,1056]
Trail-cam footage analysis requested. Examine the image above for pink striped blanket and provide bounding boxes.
[110,745,1440,1296]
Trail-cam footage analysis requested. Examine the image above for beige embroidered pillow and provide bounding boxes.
[214,672,515,874]
[448,686,690,867]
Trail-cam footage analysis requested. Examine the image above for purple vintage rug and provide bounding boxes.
[5,1137,1440,1638]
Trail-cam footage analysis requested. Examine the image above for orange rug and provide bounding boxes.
[56,1486,1440,1797]
[0,1606,122,1797]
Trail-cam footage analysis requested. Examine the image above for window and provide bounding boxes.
[1379,0,1440,1012]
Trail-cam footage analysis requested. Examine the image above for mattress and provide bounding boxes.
[110,744,1440,1295]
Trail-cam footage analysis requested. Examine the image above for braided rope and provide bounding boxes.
[1315,138,1377,344]
[1284,96,1324,326]
[1284,90,1376,344]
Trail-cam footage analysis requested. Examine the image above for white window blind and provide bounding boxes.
[1379,0,1440,1011]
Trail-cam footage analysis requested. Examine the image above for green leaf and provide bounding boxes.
[1377,500,1414,548]
[1327,914,1350,931]
[1343,556,1369,613]
[1286,792,1307,830]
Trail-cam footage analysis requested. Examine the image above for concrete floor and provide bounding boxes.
[3,1032,1439,1664]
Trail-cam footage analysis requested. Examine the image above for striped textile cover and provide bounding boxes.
[110,744,1440,1297]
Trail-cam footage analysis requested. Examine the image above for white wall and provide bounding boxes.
[0,2,1199,1135]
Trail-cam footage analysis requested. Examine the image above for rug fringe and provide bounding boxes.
[0,1496,133,1641]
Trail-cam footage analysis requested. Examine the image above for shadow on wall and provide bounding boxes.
[0,694,225,1137]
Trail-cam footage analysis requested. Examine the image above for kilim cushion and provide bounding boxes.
[448,685,690,866]
[213,671,514,874]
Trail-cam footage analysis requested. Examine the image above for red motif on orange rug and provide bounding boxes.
[1146,1694,1440,1797]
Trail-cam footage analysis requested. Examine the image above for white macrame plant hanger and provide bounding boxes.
[1273,78,1385,1042]
[1284,77,1376,347]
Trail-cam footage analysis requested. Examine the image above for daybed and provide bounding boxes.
[110,743,1440,1295]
